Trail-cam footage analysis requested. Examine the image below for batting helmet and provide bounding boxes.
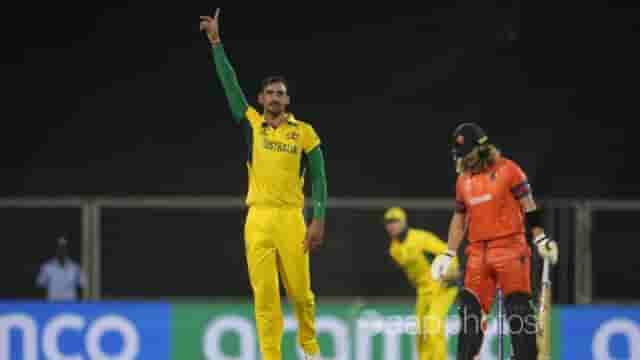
[450,122,489,162]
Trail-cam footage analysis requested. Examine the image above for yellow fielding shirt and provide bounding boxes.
[244,106,321,209]
[389,228,449,289]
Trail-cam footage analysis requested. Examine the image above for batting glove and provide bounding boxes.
[431,250,457,281]
[534,233,559,265]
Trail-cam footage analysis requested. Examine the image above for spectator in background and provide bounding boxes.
[36,237,86,301]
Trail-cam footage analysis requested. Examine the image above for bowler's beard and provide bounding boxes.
[265,103,285,118]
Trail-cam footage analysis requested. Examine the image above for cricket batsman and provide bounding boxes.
[200,9,327,360]
[384,207,459,360]
[431,123,558,360]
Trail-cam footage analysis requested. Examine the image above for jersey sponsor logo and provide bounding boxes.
[286,131,299,140]
[263,139,298,154]
[469,193,492,206]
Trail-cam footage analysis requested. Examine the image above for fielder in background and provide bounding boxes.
[384,207,459,360]
[432,123,558,360]
[200,9,328,360]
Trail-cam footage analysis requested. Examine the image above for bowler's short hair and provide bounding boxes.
[260,76,288,93]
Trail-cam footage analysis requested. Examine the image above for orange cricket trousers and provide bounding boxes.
[463,234,532,314]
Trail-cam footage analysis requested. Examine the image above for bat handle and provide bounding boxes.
[497,288,504,360]
[542,258,550,283]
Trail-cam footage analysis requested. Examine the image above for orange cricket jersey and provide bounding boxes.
[455,157,531,242]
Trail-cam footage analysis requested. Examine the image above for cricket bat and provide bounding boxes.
[536,258,552,360]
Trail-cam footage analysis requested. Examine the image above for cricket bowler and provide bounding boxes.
[384,207,459,360]
[200,9,327,360]
[431,123,558,360]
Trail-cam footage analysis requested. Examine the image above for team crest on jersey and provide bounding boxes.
[286,132,299,141]
[490,171,497,181]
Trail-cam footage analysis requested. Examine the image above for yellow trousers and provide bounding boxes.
[416,284,458,360]
[244,206,320,360]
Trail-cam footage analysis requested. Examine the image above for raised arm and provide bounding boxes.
[200,9,248,123]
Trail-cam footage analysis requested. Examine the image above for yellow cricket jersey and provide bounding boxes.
[389,228,449,289]
[244,106,321,209]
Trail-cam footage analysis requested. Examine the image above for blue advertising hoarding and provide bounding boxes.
[0,302,170,360]
[560,305,640,360]
[1,302,640,359]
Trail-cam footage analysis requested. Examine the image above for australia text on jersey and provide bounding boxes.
[263,138,298,154]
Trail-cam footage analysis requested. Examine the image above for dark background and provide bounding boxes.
[2,2,638,301]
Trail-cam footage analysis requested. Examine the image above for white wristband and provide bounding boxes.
[446,249,456,257]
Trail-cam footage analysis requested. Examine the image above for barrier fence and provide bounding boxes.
[2,197,639,304]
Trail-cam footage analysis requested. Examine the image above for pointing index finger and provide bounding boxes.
[213,8,220,20]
